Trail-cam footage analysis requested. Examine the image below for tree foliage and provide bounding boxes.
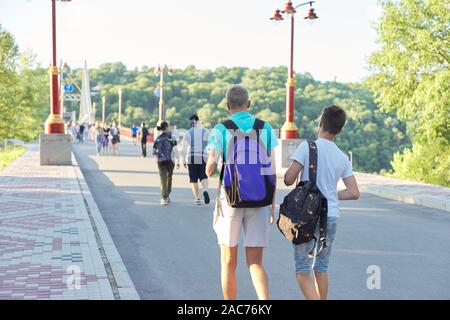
[0,25,49,142]
[367,0,449,186]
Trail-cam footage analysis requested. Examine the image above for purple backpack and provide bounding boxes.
[220,118,275,208]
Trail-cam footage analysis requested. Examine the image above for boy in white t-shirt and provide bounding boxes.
[284,105,360,300]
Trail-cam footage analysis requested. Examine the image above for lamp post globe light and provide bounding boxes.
[40,0,73,166]
[270,1,318,139]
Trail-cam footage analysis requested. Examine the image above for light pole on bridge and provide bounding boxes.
[102,96,106,124]
[154,64,173,124]
[270,1,318,139]
[40,0,72,166]
[44,0,72,134]
[118,88,122,128]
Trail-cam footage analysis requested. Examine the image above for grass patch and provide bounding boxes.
[0,145,26,172]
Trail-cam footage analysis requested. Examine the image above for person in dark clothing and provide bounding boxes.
[153,121,179,206]
[139,122,149,157]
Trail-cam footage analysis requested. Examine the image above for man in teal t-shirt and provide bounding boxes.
[206,85,278,300]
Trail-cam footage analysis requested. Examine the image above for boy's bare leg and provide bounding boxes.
[314,271,329,300]
[296,273,320,300]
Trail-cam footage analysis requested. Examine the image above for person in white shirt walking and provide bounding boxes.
[182,115,210,205]
[284,105,360,300]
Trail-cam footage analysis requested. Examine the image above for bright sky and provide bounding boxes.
[0,0,381,83]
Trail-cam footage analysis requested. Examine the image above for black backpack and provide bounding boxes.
[155,133,175,162]
[277,140,328,257]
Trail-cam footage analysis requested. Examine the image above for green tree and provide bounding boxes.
[0,26,48,142]
[367,0,450,186]
[0,25,20,141]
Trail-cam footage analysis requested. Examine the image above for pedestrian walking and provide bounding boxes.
[102,123,110,155]
[75,122,81,143]
[79,123,85,143]
[139,122,149,157]
[182,114,210,205]
[70,122,77,143]
[283,105,360,300]
[110,122,121,156]
[94,121,103,156]
[206,85,278,300]
[88,124,96,143]
[153,121,179,206]
[131,124,139,145]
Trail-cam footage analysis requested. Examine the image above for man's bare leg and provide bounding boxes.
[220,245,238,300]
[191,182,200,200]
[246,247,269,300]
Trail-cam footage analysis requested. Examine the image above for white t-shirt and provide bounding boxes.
[183,127,209,163]
[290,138,353,218]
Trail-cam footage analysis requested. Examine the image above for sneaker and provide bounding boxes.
[203,191,210,204]
[160,198,168,206]
[166,197,171,204]
[195,199,202,205]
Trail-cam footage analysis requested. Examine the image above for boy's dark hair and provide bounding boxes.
[189,114,199,122]
[320,105,346,135]
[157,121,169,131]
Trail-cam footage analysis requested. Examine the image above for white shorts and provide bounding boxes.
[213,196,271,248]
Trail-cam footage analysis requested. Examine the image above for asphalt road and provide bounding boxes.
[73,141,450,300]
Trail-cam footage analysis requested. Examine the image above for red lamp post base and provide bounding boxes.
[280,121,299,139]
[45,114,65,134]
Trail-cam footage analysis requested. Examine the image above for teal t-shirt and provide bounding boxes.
[207,111,279,159]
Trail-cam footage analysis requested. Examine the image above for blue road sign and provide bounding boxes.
[154,87,161,97]
[64,83,74,93]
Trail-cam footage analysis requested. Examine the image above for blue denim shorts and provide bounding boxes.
[293,216,338,273]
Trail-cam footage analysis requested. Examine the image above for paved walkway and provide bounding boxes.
[73,141,450,299]
[0,144,139,300]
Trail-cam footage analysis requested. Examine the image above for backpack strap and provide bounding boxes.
[220,119,238,161]
[190,129,195,164]
[307,140,318,185]
[222,119,238,130]
[308,141,327,257]
[253,118,271,157]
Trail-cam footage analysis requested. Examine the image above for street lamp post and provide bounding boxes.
[154,64,173,124]
[60,62,70,124]
[44,0,72,134]
[92,102,96,123]
[40,0,72,166]
[118,88,122,128]
[271,1,318,139]
[102,96,106,124]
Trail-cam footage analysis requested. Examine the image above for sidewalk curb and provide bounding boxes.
[358,184,450,213]
[72,153,140,300]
